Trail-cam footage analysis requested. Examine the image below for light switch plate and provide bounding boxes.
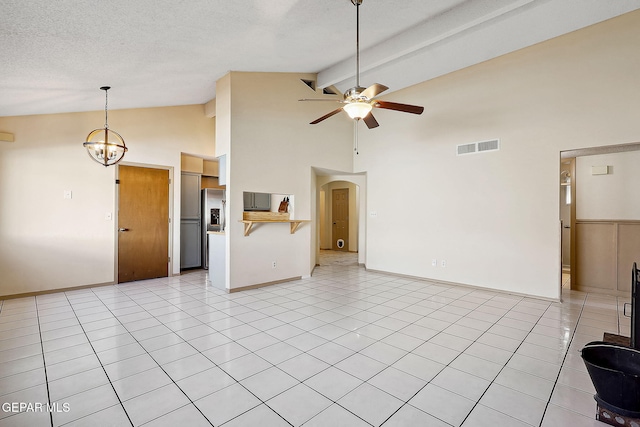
[63,190,72,199]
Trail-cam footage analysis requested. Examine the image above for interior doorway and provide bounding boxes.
[559,158,574,289]
[117,165,170,283]
[315,172,366,268]
[560,142,640,295]
[332,188,350,251]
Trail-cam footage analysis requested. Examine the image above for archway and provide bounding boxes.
[313,170,367,268]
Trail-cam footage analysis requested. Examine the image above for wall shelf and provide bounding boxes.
[239,219,310,236]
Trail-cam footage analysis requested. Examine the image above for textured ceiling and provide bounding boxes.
[0,0,638,117]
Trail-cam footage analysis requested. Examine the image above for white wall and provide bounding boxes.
[0,105,215,297]
[576,151,640,220]
[355,10,640,300]
[219,72,353,289]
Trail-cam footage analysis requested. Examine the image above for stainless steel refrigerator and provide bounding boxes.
[202,189,225,269]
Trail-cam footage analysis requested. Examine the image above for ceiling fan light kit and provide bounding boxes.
[343,101,372,119]
[301,0,424,129]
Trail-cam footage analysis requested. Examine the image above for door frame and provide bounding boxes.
[115,162,175,284]
[560,141,640,296]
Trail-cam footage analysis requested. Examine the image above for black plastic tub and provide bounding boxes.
[581,341,640,418]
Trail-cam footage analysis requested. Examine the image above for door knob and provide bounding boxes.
[118,228,129,232]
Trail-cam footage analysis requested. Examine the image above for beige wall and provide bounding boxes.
[355,10,640,300]
[3,10,640,300]
[0,105,215,297]
[576,151,640,220]
[220,72,353,289]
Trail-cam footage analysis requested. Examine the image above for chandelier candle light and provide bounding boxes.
[83,86,127,167]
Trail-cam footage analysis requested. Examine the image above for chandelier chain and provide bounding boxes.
[104,89,109,129]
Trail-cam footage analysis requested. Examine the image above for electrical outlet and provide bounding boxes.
[441,260,446,268]
[431,259,437,267]
[63,190,72,200]
[272,261,277,269]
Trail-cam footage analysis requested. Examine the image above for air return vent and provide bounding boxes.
[478,139,499,152]
[457,139,500,156]
[457,143,476,155]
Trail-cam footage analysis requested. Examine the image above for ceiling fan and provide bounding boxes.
[301,0,424,129]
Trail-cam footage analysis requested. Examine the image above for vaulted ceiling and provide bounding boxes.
[1,0,638,117]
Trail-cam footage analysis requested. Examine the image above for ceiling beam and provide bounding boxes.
[317,0,535,89]
[318,0,640,95]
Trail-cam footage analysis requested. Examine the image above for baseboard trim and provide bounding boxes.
[363,266,561,303]
[0,281,116,300]
[573,285,628,297]
[227,276,302,293]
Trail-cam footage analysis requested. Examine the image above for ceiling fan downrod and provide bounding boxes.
[351,0,363,88]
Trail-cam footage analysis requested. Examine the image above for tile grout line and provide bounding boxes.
[350,286,505,426]
[59,290,135,427]
[93,281,290,427]
[111,270,384,425]
[89,285,220,427]
[0,277,527,426]
[455,297,559,427]
[537,295,588,426]
[34,295,55,427]
[239,272,550,426]
[6,260,619,427]
[124,277,587,426]
[115,271,414,426]
[234,270,477,425]
[311,283,541,426]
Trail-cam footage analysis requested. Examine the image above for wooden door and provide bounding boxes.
[118,165,169,283]
[332,188,349,251]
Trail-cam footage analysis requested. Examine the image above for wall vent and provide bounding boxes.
[478,139,499,152]
[456,143,476,155]
[457,139,500,156]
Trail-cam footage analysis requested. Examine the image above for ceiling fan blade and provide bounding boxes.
[362,112,379,129]
[374,100,424,115]
[360,83,389,99]
[310,107,344,124]
[299,98,343,102]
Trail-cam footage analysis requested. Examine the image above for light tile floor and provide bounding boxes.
[0,251,630,426]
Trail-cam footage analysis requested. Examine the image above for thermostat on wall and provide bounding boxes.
[591,165,610,175]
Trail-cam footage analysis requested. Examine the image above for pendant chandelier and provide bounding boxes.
[83,86,127,167]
